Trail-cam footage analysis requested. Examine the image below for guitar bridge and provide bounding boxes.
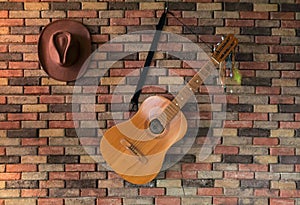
[120,139,148,164]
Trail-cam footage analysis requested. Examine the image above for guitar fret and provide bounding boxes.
[157,34,238,126]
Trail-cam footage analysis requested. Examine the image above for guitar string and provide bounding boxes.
[126,61,212,152]
[129,62,212,149]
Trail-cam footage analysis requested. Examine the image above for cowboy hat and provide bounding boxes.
[38,19,91,81]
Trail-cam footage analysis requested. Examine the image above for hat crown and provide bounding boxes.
[50,31,79,67]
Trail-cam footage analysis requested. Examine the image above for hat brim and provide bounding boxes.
[38,20,91,82]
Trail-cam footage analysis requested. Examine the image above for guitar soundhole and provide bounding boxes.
[149,118,164,135]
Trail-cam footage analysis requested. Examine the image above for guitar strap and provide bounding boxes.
[129,8,168,113]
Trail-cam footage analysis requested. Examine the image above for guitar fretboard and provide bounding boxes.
[157,61,214,125]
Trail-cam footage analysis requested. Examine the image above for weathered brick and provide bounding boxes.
[109,2,138,10]
[241,27,271,36]
[6,180,38,189]
[279,104,300,113]
[6,147,37,156]
[280,156,300,164]
[280,3,300,12]
[242,180,270,189]
[239,128,270,137]
[50,2,80,10]
[66,180,97,189]
[223,155,253,164]
[48,156,79,164]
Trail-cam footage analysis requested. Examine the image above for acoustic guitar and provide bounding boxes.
[100,35,238,184]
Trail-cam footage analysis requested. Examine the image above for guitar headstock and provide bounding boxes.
[211,34,238,65]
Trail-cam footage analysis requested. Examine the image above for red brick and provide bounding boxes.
[110,18,140,26]
[65,164,95,172]
[49,121,78,128]
[0,147,5,155]
[38,198,64,205]
[0,173,20,180]
[0,11,8,18]
[155,197,181,205]
[49,172,79,180]
[124,61,147,68]
[282,71,300,78]
[97,198,122,205]
[282,20,300,28]
[256,36,280,44]
[0,121,20,129]
[214,95,238,104]
[0,19,23,26]
[270,46,294,54]
[168,18,197,26]
[280,122,300,129]
[8,113,37,121]
[66,113,96,121]
[125,10,154,18]
[224,171,254,179]
[169,69,196,77]
[22,138,47,146]
[256,87,280,95]
[295,165,300,172]
[68,11,97,18]
[254,189,279,197]
[39,95,65,104]
[6,164,37,172]
[253,137,279,146]
[39,147,64,155]
[22,189,48,197]
[98,95,122,103]
[197,188,223,196]
[270,96,294,104]
[91,34,109,43]
[140,188,165,196]
[280,190,300,197]
[39,180,64,189]
[166,170,183,179]
[270,198,294,205]
[0,70,23,77]
[214,145,239,154]
[81,189,106,197]
[240,11,269,19]
[271,12,295,20]
[25,35,39,43]
[182,171,197,179]
[240,70,255,77]
[296,113,300,121]
[224,121,253,128]
[9,62,39,69]
[239,62,269,70]
[270,147,295,156]
[182,163,211,171]
[239,113,268,121]
[0,45,8,52]
[239,164,268,172]
[141,86,167,94]
[0,96,6,104]
[213,197,238,205]
[24,86,49,94]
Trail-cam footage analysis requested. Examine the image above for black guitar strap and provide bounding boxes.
[129,8,168,113]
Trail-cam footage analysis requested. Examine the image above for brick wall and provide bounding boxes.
[0,0,300,205]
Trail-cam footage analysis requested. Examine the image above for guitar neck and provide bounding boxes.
[157,61,214,125]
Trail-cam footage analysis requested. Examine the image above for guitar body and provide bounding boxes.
[100,95,187,184]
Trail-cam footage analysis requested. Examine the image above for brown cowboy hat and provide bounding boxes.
[38,19,91,81]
